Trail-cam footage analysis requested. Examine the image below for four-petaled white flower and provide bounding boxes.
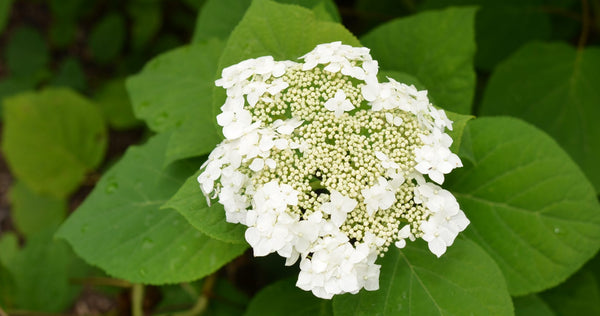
[321,190,358,227]
[324,90,354,117]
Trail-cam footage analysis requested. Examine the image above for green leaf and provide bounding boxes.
[0,0,14,34]
[219,0,359,71]
[513,295,555,316]
[89,13,126,63]
[4,226,88,313]
[192,0,340,43]
[277,0,341,22]
[0,233,18,267]
[95,79,141,130]
[2,88,107,198]
[128,1,162,50]
[57,133,246,284]
[332,238,513,316]
[9,181,67,237]
[446,117,600,295]
[215,0,360,117]
[127,38,225,134]
[164,171,247,244]
[421,0,551,71]
[480,42,600,193]
[245,278,333,316]
[0,76,37,107]
[51,57,87,92]
[540,268,600,316]
[360,7,477,114]
[0,261,15,308]
[192,0,252,43]
[6,26,49,78]
[446,111,474,154]
[165,119,220,164]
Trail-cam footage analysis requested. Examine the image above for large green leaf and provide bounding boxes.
[57,133,246,284]
[420,0,551,71]
[219,0,359,71]
[480,42,600,193]
[2,88,107,198]
[245,278,333,316]
[332,238,512,316]
[164,171,247,244]
[127,38,224,136]
[192,0,252,43]
[360,7,476,114]
[9,181,67,237]
[192,0,340,43]
[446,117,600,295]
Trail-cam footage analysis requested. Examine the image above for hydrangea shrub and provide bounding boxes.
[200,42,468,298]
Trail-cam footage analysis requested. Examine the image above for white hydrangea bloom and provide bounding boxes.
[199,42,468,299]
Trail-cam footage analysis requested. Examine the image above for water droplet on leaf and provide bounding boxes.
[142,238,154,249]
[106,181,118,194]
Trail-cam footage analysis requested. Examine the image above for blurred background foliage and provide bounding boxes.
[0,0,598,315]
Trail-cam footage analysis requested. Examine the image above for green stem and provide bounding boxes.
[132,283,145,316]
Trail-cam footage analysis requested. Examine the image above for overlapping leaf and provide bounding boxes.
[480,42,600,193]
[9,181,66,237]
[192,0,340,43]
[360,7,477,114]
[164,172,247,244]
[332,239,512,316]
[421,0,552,70]
[57,134,246,284]
[447,117,600,295]
[127,38,224,134]
[2,88,107,198]
[246,278,333,316]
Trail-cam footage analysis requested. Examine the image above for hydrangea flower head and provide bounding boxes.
[199,42,469,299]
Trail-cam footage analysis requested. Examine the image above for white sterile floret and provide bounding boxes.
[200,41,469,299]
[361,177,398,216]
[324,90,354,117]
[321,190,358,227]
[414,130,463,184]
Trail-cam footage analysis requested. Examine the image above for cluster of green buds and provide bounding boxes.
[198,42,468,299]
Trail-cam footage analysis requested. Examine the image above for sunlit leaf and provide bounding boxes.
[480,42,600,193]
[333,239,512,316]
[2,88,107,198]
[361,7,477,114]
[164,171,247,244]
[57,133,246,284]
[447,117,600,295]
